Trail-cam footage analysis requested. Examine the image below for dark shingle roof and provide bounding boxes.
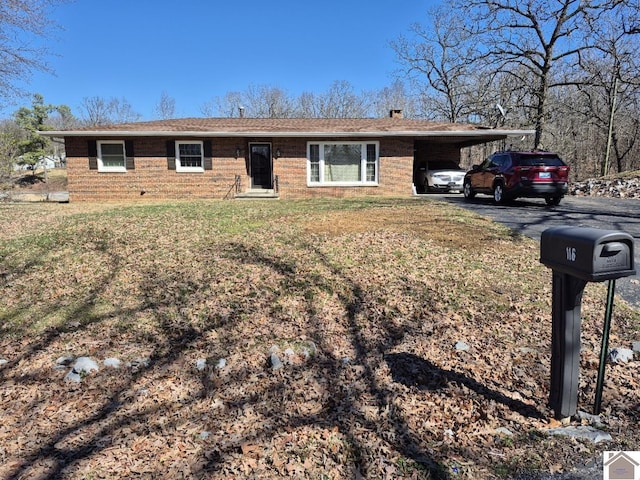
[44,117,533,141]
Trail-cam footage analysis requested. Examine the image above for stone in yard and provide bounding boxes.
[270,352,283,371]
[455,341,470,351]
[103,358,121,368]
[575,410,605,428]
[548,426,612,444]
[632,341,640,354]
[609,348,634,364]
[56,356,74,366]
[215,358,226,369]
[127,358,151,372]
[196,359,207,371]
[73,357,99,374]
[0,359,8,366]
[64,369,82,383]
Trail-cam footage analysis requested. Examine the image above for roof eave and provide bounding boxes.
[42,129,535,138]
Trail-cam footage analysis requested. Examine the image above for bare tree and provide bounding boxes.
[153,91,176,120]
[296,91,320,118]
[0,119,23,185]
[201,86,294,118]
[79,96,113,126]
[312,81,370,118]
[370,80,417,119]
[0,0,67,102]
[449,0,635,149]
[575,13,640,175]
[243,85,295,118]
[109,97,141,123]
[391,6,481,122]
[201,91,243,117]
[79,96,141,125]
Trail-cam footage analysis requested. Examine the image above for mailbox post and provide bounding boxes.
[540,226,635,419]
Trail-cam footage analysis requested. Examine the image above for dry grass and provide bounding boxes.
[0,197,638,479]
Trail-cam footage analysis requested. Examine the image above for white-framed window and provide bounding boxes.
[176,141,204,172]
[307,141,379,185]
[97,140,126,172]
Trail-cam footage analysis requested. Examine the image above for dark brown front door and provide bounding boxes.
[250,143,273,189]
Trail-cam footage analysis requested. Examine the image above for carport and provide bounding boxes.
[412,129,534,193]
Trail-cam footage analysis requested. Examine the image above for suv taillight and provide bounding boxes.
[558,166,569,179]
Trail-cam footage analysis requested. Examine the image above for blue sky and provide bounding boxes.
[9,0,439,120]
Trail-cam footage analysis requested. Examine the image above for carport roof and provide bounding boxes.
[43,117,533,144]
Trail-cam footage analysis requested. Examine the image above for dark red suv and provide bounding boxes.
[463,151,570,205]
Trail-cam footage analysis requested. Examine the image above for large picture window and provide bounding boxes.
[307,141,379,185]
[97,141,126,172]
[176,141,204,172]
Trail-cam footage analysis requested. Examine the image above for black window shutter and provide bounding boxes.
[88,140,98,170]
[203,140,212,170]
[167,140,176,170]
[125,140,135,170]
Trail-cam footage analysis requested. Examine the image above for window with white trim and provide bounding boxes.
[176,141,204,172]
[307,141,379,185]
[97,141,126,172]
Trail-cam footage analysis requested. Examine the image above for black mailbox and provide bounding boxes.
[540,226,636,419]
[540,226,635,282]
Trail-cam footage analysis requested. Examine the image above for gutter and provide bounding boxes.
[42,129,535,138]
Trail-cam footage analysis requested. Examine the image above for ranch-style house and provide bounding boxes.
[44,111,532,202]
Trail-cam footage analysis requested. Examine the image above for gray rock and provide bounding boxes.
[127,358,151,372]
[455,341,470,351]
[609,347,634,364]
[0,359,8,366]
[56,356,74,366]
[196,358,207,371]
[632,341,640,354]
[64,369,82,383]
[215,358,226,369]
[103,358,121,368]
[73,356,99,374]
[270,352,283,370]
[548,425,612,443]
[574,411,606,429]
[495,427,514,436]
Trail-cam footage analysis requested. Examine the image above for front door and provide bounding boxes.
[250,143,273,189]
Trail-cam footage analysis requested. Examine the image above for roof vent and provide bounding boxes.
[390,109,403,119]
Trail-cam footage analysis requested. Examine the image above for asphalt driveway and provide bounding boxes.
[435,194,640,309]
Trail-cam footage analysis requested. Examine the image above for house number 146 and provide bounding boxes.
[566,247,576,262]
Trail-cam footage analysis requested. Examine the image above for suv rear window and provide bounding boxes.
[513,154,565,167]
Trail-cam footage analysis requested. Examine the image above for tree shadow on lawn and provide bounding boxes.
[2,229,546,479]
[211,239,547,477]
[384,352,545,420]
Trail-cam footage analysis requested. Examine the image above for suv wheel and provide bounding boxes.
[493,183,505,204]
[463,180,476,199]
[545,196,561,206]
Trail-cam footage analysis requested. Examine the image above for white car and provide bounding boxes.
[416,161,465,193]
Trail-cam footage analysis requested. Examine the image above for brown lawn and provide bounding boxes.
[0,198,638,479]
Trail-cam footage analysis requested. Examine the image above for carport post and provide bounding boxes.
[549,272,587,419]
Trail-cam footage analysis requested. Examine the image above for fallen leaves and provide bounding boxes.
[0,199,638,479]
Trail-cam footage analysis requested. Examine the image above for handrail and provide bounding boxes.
[224,175,241,200]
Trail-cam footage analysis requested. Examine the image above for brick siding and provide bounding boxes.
[64,136,419,202]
